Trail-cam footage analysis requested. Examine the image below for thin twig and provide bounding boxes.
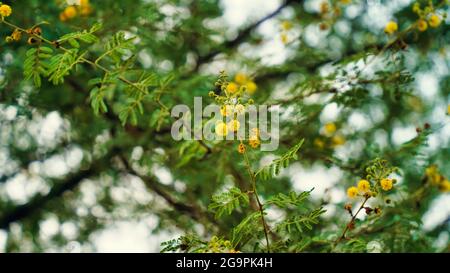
[242,147,271,253]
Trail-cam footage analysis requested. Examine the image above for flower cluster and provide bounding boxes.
[317,0,351,31]
[60,0,93,22]
[203,236,240,253]
[385,1,446,35]
[314,122,346,149]
[425,165,450,193]
[412,1,445,32]
[280,20,293,44]
[5,26,42,45]
[345,159,398,217]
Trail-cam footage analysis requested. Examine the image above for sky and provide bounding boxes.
[0,0,449,252]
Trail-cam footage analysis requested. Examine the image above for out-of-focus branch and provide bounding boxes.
[0,168,97,230]
[118,155,217,227]
[193,0,299,71]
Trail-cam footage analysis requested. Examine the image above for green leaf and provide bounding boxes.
[256,139,305,180]
[208,187,249,219]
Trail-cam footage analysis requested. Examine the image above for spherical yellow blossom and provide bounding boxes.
[226,82,238,93]
[384,21,398,34]
[324,122,336,135]
[245,81,257,95]
[249,138,260,148]
[347,186,358,198]
[281,33,289,44]
[80,5,93,16]
[281,20,293,31]
[331,135,345,146]
[234,104,245,115]
[425,165,442,185]
[80,0,90,6]
[238,143,246,154]
[215,121,228,137]
[439,179,450,193]
[428,14,441,28]
[380,178,393,191]
[374,207,382,215]
[0,4,12,17]
[60,13,68,22]
[11,29,22,42]
[339,0,351,4]
[220,105,234,117]
[447,104,450,115]
[227,120,240,132]
[417,19,428,32]
[314,138,325,149]
[412,3,420,14]
[357,179,371,193]
[320,2,329,14]
[63,6,78,19]
[234,73,248,85]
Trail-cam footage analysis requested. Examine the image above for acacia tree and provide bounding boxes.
[0,0,449,253]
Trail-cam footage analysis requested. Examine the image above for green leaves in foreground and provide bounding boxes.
[276,207,326,233]
[24,46,53,87]
[208,187,249,219]
[256,139,304,180]
[266,188,314,208]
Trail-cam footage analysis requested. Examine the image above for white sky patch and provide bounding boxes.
[391,126,417,146]
[221,0,281,29]
[422,195,450,231]
[288,163,343,199]
[416,73,439,101]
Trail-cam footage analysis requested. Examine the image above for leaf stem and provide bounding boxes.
[242,147,271,253]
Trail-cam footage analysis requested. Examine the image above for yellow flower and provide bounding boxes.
[249,138,260,148]
[384,21,398,34]
[246,81,257,95]
[281,33,288,44]
[220,105,234,117]
[80,5,93,16]
[226,82,238,94]
[324,122,336,135]
[11,29,22,41]
[447,104,450,115]
[0,4,12,17]
[238,143,246,154]
[347,186,358,198]
[234,73,248,85]
[339,0,351,4]
[425,165,438,177]
[331,135,345,146]
[439,179,450,193]
[80,0,90,6]
[320,2,329,14]
[357,179,371,193]
[227,120,240,132]
[215,121,228,137]
[314,138,325,149]
[374,207,382,215]
[63,6,78,20]
[380,178,393,191]
[412,3,420,14]
[417,19,428,32]
[281,20,293,31]
[428,14,441,28]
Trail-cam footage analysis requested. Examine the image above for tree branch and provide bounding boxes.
[193,0,298,71]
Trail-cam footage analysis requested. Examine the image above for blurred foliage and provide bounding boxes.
[0,0,449,253]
